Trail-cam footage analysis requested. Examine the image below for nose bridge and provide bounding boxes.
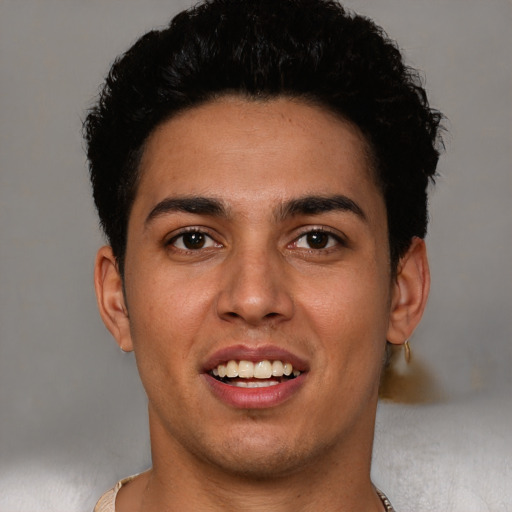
[217,237,293,325]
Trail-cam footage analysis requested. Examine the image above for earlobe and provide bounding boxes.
[94,246,134,352]
[387,237,430,346]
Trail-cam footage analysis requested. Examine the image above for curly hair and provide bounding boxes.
[84,0,443,275]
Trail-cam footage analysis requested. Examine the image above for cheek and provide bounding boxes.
[296,266,391,383]
[127,259,212,328]
[124,277,208,411]
[123,268,214,376]
[300,267,391,333]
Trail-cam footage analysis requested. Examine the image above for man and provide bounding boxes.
[84,0,443,510]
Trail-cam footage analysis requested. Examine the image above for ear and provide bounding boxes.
[387,237,430,346]
[94,246,134,352]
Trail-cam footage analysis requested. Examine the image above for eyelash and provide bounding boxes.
[166,228,221,252]
[165,227,347,254]
[290,228,347,252]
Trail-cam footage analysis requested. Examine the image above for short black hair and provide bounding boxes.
[84,0,443,275]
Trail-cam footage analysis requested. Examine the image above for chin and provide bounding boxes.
[198,425,331,480]
[207,447,306,480]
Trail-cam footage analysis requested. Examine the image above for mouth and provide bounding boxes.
[203,346,308,408]
[209,359,301,388]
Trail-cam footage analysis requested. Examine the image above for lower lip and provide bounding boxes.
[203,373,306,409]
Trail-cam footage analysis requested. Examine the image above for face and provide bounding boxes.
[97,97,423,479]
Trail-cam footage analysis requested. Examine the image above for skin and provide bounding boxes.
[95,97,430,512]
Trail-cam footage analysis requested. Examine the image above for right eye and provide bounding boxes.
[168,230,220,251]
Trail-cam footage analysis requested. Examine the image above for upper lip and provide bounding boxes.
[203,344,309,373]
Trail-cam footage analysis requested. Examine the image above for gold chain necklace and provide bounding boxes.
[376,488,396,512]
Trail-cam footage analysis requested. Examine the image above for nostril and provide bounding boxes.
[216,280,294,325]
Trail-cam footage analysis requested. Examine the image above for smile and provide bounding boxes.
[210,360,301,388]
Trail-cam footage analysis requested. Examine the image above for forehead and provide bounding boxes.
[134,96,382,218]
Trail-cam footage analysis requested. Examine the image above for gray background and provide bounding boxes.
[1,1,511,511]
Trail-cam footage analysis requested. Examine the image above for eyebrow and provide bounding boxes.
[144,193,366,227]
[145,196,227,226]
[278,195,367,222]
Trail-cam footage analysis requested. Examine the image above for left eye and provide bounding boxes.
[294,231,340,250]
[170,231,219,250]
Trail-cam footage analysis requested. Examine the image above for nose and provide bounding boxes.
[216,245,294,327]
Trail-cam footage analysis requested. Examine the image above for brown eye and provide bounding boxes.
[294,230,340,250]
[170,231,219,250]
[182,232,206,249]
[306,232,330,249]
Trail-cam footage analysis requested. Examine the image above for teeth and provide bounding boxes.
[211,360,300,379]
[226,360,239,378]
[271,360,284,376]
[238,360,254,378]
[254,360,272,378]
[231,380,280,388]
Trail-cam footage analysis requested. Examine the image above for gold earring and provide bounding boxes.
[403,340,411,364]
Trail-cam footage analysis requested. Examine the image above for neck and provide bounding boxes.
[120,403,383,512]
[142,465,382,512]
